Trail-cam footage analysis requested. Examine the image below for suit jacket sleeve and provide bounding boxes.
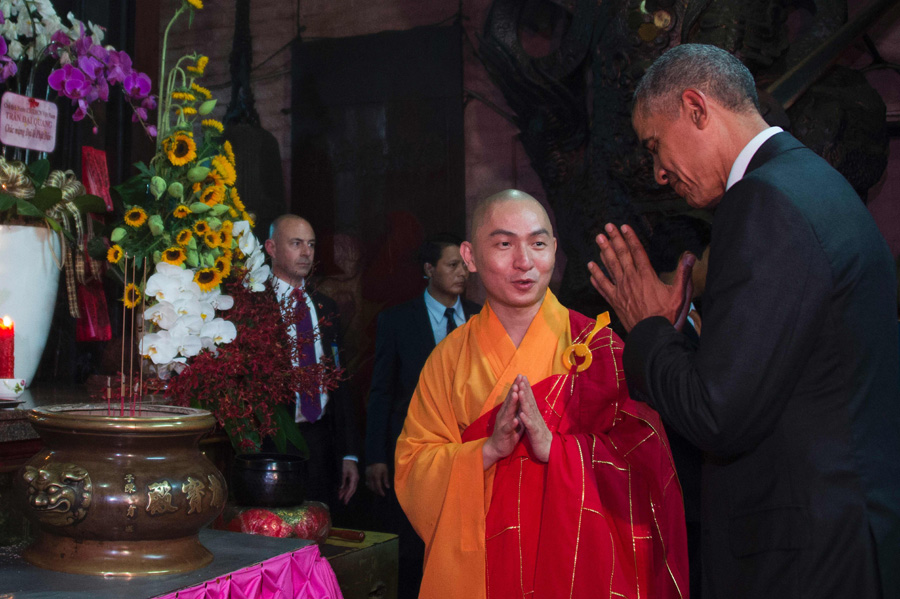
[624,178,832,455]
[366,310,398,465]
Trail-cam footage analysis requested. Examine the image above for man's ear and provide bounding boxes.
[264,238,275,258]
[681,89,709,130]
[460,241,477,273]
[423,262,435,279]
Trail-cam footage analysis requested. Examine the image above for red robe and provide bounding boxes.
[462,309,688,599]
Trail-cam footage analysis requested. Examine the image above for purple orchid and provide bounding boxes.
[105,50,133,85]
[0,38,17,84]
[48,64,92,101]
[123,72,151,100]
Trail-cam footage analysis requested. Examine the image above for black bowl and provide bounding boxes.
[231,453,307,507]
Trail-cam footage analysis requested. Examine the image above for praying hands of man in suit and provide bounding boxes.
[588,223,695,333]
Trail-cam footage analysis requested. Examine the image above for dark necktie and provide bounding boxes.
[445,306,457,337]
[293,287,321,423]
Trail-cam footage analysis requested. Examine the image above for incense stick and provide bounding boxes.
[128,257,136,416]
[138,257,147,415]
[119,255,128,416]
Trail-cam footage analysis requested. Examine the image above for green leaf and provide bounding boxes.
[31,187,63,212]
[134,162,153,177]
[45,217,62,233]
[0,194,15,211]
[15,199,44,218]
[272,405,309,458]
[72,194,108,214]
[27,159,50,187]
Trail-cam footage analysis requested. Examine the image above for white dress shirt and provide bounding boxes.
[424,290,464,345]
[726,126,783,191]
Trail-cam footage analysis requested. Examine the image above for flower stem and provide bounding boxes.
[158,5,186,148]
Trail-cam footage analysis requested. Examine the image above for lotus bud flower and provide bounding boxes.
[187,166,210,183]
[148,215,165,236]
[187,236,198,250]
[186,249,199,268]
[110,227,127,242]
[198,100,217,115]
[167,181,184,199]
[150,176,167,199]
[189,202,212,213]
[211,203,230,216]
[206,217,222,230]
[153,250,162,264]
[201,253,215,268]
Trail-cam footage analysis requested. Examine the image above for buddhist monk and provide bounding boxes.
[394,190,688,599]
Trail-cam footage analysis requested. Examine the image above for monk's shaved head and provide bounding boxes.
[469,189,553,243]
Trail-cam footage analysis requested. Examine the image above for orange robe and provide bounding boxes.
[395,291,687,599]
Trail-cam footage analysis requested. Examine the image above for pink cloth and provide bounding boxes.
[155,544,343,599]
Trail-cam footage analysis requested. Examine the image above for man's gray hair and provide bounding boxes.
[634,44,760,120]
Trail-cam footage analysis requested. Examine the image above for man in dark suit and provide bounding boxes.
[264,214,359,507]
[589,44,900,598]
[365,233,480,599]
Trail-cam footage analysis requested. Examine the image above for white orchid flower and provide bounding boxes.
[201,287,234,311]
[145,272,185,303]
[170,314,204,337]
[172,332,203,359]
[140,331,178,365]
[232,220,251,239]
[201,318,237,346]
[144,302,177,330]
[238,231,260,256]
[245,248,265,271]
[196,301,216,323]
[244,263,271,292]
[172,298,203,319]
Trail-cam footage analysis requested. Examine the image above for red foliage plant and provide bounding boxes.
[166,270,342,451]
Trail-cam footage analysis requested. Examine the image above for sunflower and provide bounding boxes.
[204,231,219,248]
[171,92,196,102]
[211,155,237,186]
[192,171,223,194]
[230,188,245,211]
[187,55,209,76]
[161,246,187,266]
[176,229,193,246]
[193,220,210,236]
[124,206,148,227]
[217,229,232,247]
[181,106,198,116]
[221,248,233,262]
[107,244,124,264]
[202,119,224,134]
[193,268,221,292]
[228,207,238,218]
[173,205,191,219]
[164,132,197,166]
[185,0,203,10]
[191,83,212,100]
[214,255,232,278]
[199,184,225,206]
[223,140,236,165]
[123,283,141,308]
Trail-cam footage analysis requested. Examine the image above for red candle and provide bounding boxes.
[0,315,14,378]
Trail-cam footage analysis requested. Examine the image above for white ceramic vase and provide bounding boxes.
[0,224,62,385]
